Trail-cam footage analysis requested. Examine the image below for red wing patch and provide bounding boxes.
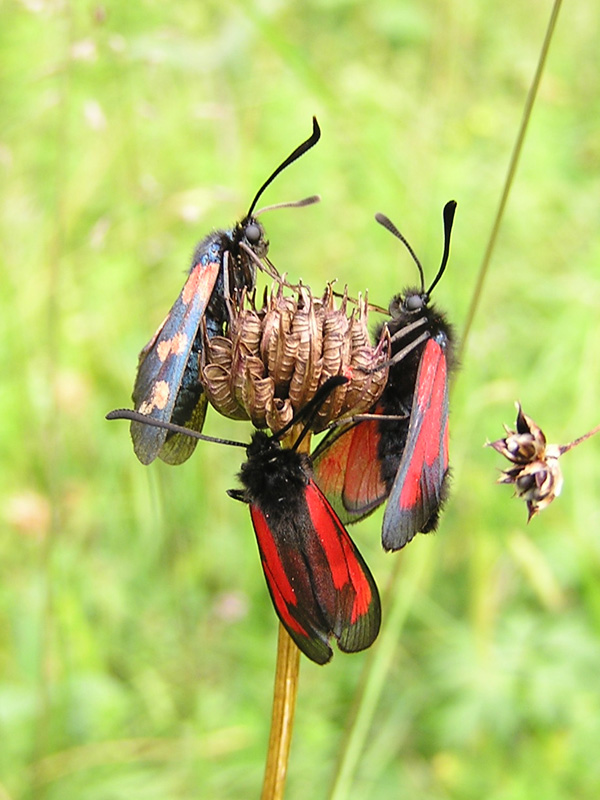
[249,481,381,664]
[305,483,376,624]
[131,260,220,464]
[382,337,449,551]
[312,412,388,524]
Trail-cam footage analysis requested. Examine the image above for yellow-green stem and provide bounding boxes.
[328,545,430,800]
[260,625,301,800]
[457,0,563,362]
[260,425,309,800]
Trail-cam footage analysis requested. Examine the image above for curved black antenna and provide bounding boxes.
[375,212,426,294]
[245,117,321,219]
[107,376,346,452]
[106,409,246,449]
[273,375,349,451]
[426,200,457,296]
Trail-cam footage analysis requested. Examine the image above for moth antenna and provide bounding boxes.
[332,288,389,314]
[375,212,426,294]
[273,375,349,450]
[245,117,321,219]
[254,194,320,217]
[106,409,246,449]
[427,200,457,296]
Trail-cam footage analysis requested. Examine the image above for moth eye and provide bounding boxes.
[406,294,424,311]
[245,223,261,243]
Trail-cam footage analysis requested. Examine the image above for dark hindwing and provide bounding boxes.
[312,414,389,524]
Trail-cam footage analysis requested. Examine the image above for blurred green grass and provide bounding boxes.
[1,1,600,798]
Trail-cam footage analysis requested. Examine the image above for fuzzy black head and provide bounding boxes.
[238,431,313,521]
[404,291,427,312]
[382,285,443,346]
[381,289,455,371]
[234,216,269,260]
[186,227,260,339]
[389,286,428,319]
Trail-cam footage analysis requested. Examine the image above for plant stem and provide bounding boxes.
[260,424,308,800]
[457,0,563,363]
[560,422,600,454]
[261,625,301,800]
[328,544,430,799]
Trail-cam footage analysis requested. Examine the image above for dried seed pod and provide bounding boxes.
[287,285,324,410]
[230,310,265,410]
[488,403,600,520]
[202,364,248,420]
[498,451,563,521]
[240,363,276,428]
[320,285,352,375]
[341,296,389,416]
[261,286,298,392]
[313,286,353,427]
[488,404,547,465]
[265,396,294,432]
[200,329,247,420]
[200,279,390,435]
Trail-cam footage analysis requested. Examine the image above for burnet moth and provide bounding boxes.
[312,202,457,551]
[107,376,381,665]
[131,118,321,466]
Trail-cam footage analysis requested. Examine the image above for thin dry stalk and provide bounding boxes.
[260,625,301,800]
[260,426,310,800]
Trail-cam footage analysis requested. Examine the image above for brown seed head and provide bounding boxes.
[200,282,390,433]
[487,403,547,464]
[487,403,597,521]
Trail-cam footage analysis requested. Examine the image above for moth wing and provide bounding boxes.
[382,337,449,551]
[250,502,333,664]
[157,393,209,465]
[312,413,388,524]
[250,480,381,664]
[304,482,381,654]
[130,259,220,464]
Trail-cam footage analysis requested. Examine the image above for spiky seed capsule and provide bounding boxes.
[487,403,600,521]
[200,282,389,433]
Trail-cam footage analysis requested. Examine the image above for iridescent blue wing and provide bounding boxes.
[131,251,221,465]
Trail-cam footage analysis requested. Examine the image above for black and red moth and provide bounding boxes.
[313,201,457,551]
[107,376,381,665]
[131,118,321,465]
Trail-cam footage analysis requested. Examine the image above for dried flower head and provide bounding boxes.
[200,282,390,435]
[488,403,600,521]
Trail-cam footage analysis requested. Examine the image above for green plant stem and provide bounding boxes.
[457,0,564,362]
[260,425,308,800]
[261,625,301,800]
[329,545,431,800]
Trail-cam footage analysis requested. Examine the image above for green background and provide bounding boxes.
[2,1,600,798]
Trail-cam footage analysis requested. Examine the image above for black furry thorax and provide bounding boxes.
[238,432,312,514]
